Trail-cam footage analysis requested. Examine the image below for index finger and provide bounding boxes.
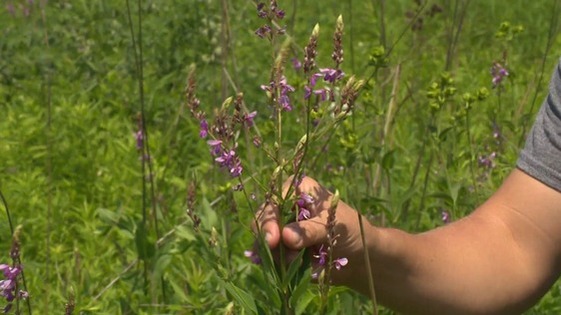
[253,200,280,249]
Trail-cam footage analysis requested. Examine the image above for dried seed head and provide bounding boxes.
[338,76,364,116]
[332,15,344,68]
[303,24,320,74]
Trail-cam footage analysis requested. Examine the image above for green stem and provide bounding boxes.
[465,110,478,194]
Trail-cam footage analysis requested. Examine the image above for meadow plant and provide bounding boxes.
[187,2,364,313]
[0,227,28,314]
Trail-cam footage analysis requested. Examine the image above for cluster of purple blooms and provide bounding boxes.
[478,151,497,169]
[5,0,37,17]
[490,62,509,88]
[0,264,28,313]
[207,140,243,178]
[254,1,286,39]
[304,68,345,101]
[260,76,295,111]
[312,245,348,279]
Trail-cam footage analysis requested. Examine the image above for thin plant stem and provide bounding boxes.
[377,0,386,49]
[347,0,355,73]
[401,113,435,220]
[372,64,401,195]
[444,0,471,71]
[415,149,434,230]
[358,212,378,315]
[220,0,230,101]
[39,2,52,313]
[518,0,559,146]
[125,0,163,301]
[124,0,148,291]
[465,110,478,195]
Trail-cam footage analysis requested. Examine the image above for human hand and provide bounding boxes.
[253,175,378,292]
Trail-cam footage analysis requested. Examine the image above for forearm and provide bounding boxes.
[357,200,559,314]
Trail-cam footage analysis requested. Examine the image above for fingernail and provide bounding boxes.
[293,233,303,248]
[265,232,272,244]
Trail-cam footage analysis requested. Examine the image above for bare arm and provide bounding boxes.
[261,169,561,314]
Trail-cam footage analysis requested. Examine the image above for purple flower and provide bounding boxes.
[478,152,497,169]
[298,208,311,221]
[229,162,243,177]
[199,119,209,138]
[296,192,314,221]
[207,139,223,156]
[215,149,243,177]
[252,136,262,148]
[244,250,262,264]
[279,95,292,111]
[215,150,235,166]
[313,88,329,101]
[313,245,348,272]
[134,130,144,150]
[262,76,295,111]
[279,76,295,93]
[304,85,312,100]
[244,111,257,127]
[490,62,509,88]
[255,25,272,38]
[0,263,26,308]
[275,9,285,19]
[256,2,267,18]
[6,3,15,16]
[310,73,322,87]
[291,58,302,70]
[314,245,328,266]
[441,211,450,224]
[297,192,314,207]
[334,257,348,270]
[318,68,345,84]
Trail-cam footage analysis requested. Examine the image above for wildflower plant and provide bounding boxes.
[187,2,364,313]
[0,227,29,314]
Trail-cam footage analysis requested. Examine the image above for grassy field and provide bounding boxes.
[1,0,561,314]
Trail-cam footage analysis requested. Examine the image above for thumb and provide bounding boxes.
[282,214,329,250]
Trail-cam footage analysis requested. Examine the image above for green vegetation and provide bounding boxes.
[1,0,561,314]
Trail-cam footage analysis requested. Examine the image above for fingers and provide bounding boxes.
[253,201,280,249]
[282,212,329,250]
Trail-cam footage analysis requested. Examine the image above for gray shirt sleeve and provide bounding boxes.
[517,58,561,192]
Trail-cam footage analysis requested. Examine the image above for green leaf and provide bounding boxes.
[381,149,396,171]
[283,248,307,288]
[221,280,258,314]
[289,268,311,310]
[135,222,154,260]
[295,290,316,315]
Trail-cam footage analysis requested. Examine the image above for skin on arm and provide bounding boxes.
[259,169,561,314]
